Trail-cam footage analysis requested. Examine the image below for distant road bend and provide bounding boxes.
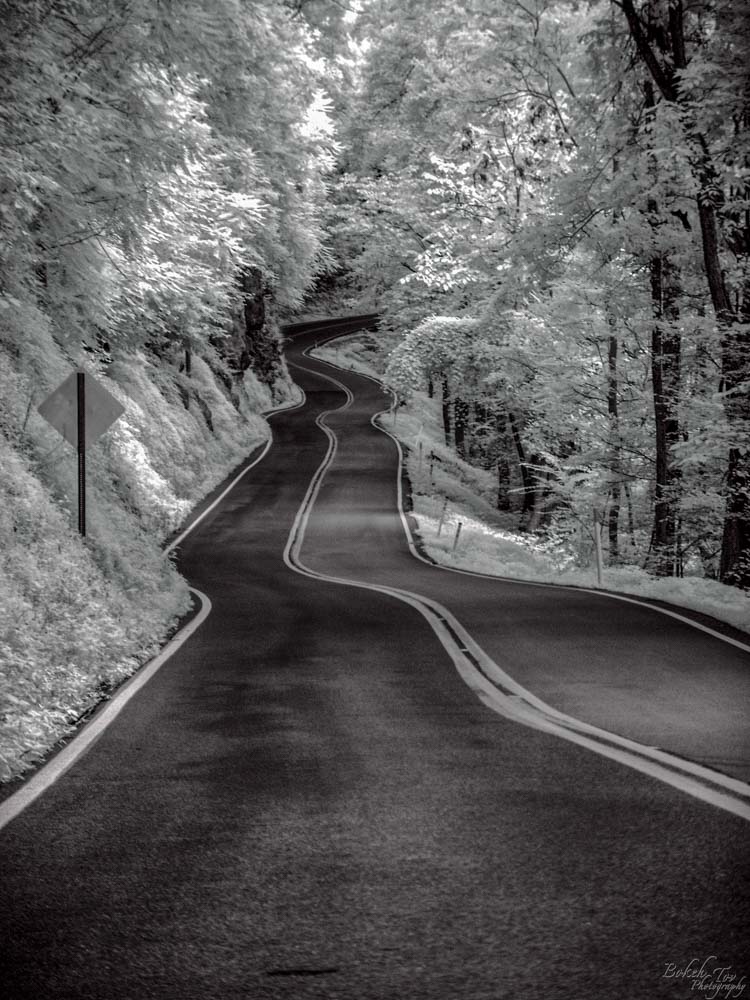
[286,316,750,806]
[0,314,748,1000]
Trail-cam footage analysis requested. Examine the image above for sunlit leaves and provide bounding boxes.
[331,0,750,580]
[0,0,339,359]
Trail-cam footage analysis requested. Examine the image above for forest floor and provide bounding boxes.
[311,333,750,638]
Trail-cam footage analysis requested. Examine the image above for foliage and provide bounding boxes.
[0,0,341,780]
[0,0,337,358]
[327,0,750,588]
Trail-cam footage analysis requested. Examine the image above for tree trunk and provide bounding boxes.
[718,280,750,584]
[648,251,682,576]
[620,0,750,586]
[454,397,469,459]
[441,374,452,445]
[638,72,683,577]
[471,400,487,465]
[229,266,283,385]
[508,411,536,523]
[607,329,620,561]
[496,411,512,511]
[721,445,750,585]
[627,484,637,542]
[526,459,549,533]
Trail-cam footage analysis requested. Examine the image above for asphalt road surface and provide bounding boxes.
[1,317,748,1000]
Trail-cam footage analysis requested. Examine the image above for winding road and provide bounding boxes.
[1,316,748,1000]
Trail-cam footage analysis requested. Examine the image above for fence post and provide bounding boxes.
[437,498,448,537]
[452,521,463,552]
[593,509,603,586]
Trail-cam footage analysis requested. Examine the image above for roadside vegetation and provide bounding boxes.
[323,0,750,594]
[2,0,748,782]
[314,333,750,633]
[0,1,344,783]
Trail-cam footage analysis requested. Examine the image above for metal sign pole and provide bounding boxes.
[77,372,86,536]
[38,369,124,535]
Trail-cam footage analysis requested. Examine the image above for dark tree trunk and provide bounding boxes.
[441,374,452,445]
[621,0,750,586]
[454,397,469,459]
[719,282,750,584]
[624,483,636,545]
[222,266,283,386]
[471,401,486,465]
[608,491,621,561]
[508,411,535,521]
[606,154,622,563]
[638,73,683,576]
[495,411,512,511]
[648,251,682,575]
[497,457,511,511]
[721,442,750,585]
[607,329,620,561]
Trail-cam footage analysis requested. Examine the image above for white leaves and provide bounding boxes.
[0,0,340,352]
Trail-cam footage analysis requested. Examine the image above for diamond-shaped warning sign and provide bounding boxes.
[38,371,125,448]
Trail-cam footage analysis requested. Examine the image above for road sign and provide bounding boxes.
[38,371,125,536]
[38,370,124,449]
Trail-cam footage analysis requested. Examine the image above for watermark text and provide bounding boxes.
[663,957,746,999]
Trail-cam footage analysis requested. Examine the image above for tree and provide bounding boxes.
[616,0,750,585]
[0,0,338,379]
[328,0,750,587]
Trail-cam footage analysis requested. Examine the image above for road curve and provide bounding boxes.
[290,322,750,789]
[0,316,748,1000]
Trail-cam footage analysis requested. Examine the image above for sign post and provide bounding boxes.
[38,370,125,536]
[77,372,86,535]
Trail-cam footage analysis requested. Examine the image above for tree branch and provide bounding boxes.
[617,0,677,103]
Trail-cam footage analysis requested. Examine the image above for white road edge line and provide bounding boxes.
[0,588,212,832]
[293,345,750,821]
[384,408,750,654]
[0,389,306,831]
[307,338,750,656]
[165,386,306,555]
